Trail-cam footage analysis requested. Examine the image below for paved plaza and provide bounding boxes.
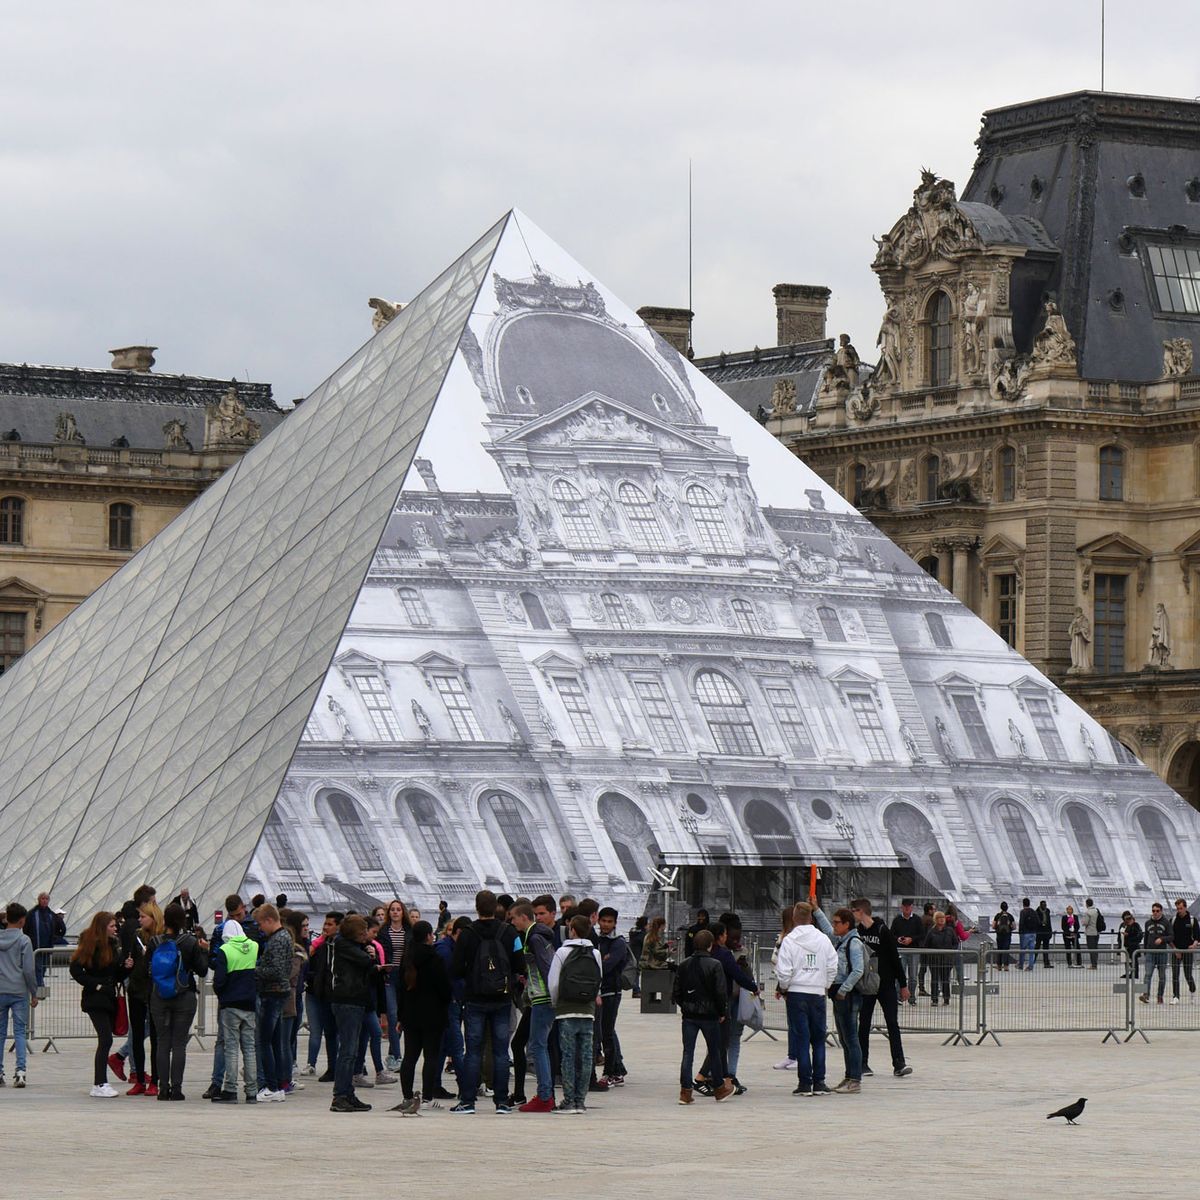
[3,1003,1196,1198]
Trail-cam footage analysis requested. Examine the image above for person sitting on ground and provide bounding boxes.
[69,911,133,1098]
[210,918,259,1104]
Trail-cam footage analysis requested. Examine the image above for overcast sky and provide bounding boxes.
[2,2,1197,404]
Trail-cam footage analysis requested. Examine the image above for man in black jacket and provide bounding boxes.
[449,889,523,1114]
[1139,903,1172,1003]
[672,929,732,1104]
[851,898,912,1078]
[329,914,378,1113]
[1017,898,1037,971]
[889,899,923,1000]
[1170,898,1199,1002]
[1034,900,1054,968]
[1119,911,1143,980]
[683,910,710,959]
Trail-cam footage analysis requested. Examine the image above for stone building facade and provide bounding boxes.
[0,354,283,671]
[754,91,1200,813]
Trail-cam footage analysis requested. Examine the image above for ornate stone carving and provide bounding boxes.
[830,522,858,559]
[537,701,561,744]
[933,716,955,759]
[1008,718,1028,758]
[162,418,191,450]
[769,377,798,415]
[54,411,84,444]
[1068,607,1093,674]
[477,527,529,569]
[872,305,901,389]
[754,600,777,633]
[1029,300,1077,371]
[820,334,860,394]
[872,171,981,270]
[543,593,568,624]
[411,700,433,740]
[960,280,987,376]
[848,387,879,422]
[1079,722,1097,762]
[899,722,925,763]
[1135,723,1163,746]
[497,699,524,743]
[990,354,1030,402]
[587,593,606,623]
[204,385,261,448]
[1149,602,1172,669]
[368,297,405,332]
[327,696,351,740]
[1163,337,1194,377]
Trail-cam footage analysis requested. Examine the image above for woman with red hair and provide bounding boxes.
[69,911,132,1097]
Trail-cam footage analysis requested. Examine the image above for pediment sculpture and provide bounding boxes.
[1163,337,1194,378]
[872,171,981,270]
[205,385,261,448]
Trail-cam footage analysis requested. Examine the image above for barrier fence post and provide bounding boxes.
[977,945,1000,1045]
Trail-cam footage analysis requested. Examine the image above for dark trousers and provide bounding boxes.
[332,1002,366,1100]
[87,1010,114,1086]
[783,991,826,1089]
[150,989,197,1095]
[699,1014,731,1081]
[995,932,1012,968]
[1172,953,1197,997]
[510,1007,530,1096]
[400,1022,445,1100]
[930,962,951,1003]
[128,996,157,1084]
[600,992,625,1076]
[859,983,906,1071]
[1086,935,1100,968]
[680,1018,724,1089]
[257,994,285,1090]
[1062,933,1082,966]
[462,1001,511,1106]
[1036,931,1053,966]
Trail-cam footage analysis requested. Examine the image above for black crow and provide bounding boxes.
[1046,1098,1087,1125]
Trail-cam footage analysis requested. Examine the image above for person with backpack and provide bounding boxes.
[671,928,732,1105]
[391,920,452,1116]
[548,912,604,1113]
[0,902,40,1090]
[68,911,133,1097]
[329,914,380,1113]
[1082,899,1104,969]
[991,902,1016,971]
[850,898,912,1080]
[813,905,865,1094]
[510,899,557,1112]
[695,919,758,1096]
[448,889,522,1114]
[147,901,209,1100]
[209,918,259,1103]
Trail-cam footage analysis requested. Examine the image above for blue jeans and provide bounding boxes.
[1019,932,1036,969]
[784,991,827,1088]
[0,994,29,1073]
[356,1008,383,1074]
[528,1003,555,1101]
[832,991,862,1082]
[280,1015,295,1086]
[558,1017,593,1107]
[256,994,285,1091]
[462,1001,511,1105]
[441,999,465,1083]
[680,1017,723,1089]
[1145,952,1168,999]
[332,1003,366,1100]
[384,975,402,1060]
[220,1006,257,1098]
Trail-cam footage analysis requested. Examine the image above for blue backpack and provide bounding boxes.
[150,936,189,999]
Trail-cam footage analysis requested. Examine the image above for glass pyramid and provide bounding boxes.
[3,209,1196,927]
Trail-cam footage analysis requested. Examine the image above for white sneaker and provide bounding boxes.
[353,1073,375,1088]
[14,1071,26,1089]
[259,1087,286,1102]
[299,1064,316,1077]
[1171,996,1180,1005]
[773,1058,797,1071]
[90,1084,119,1098]
[375,1070,398,1085]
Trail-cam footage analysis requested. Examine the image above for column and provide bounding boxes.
[952,541,970,602]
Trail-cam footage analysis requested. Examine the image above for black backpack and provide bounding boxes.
[470,924,513,998]
[558,944,601,1005]
[1096,910,1107,933]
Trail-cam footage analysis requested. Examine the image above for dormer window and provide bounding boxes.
[925,291,953,386]
[1145,242,1200,315]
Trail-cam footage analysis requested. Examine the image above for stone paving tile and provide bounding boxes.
[2,1005,1194,1199]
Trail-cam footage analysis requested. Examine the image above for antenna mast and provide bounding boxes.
[1100,0,1106,91]
[687,157,694,356]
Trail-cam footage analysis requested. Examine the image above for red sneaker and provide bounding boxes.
[127,1078,146,1096]
[107,1053,127,1082]
[518,1096,556,1113]
[144,1082,159,1097]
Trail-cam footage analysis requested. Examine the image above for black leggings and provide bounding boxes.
[400,1023,445,1101]
[128,996,158,1084]
[88,1011,114,1086]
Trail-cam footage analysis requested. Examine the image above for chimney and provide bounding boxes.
[636,306,694,357]
[773,285,830,345]
[109,345,157,373]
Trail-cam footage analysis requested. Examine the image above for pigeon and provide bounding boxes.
[1046,1098,1087,1125]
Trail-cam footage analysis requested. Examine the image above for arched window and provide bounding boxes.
[108,503,133,551]
[326,792,384,872]
[817,605,846,641]
[1137,808,1180,879]
[730,597,760,635]
[398,587,431,627]
[695,669,762,755]
[996,799,1043,876]
[551,478,598,544]
[1065,804,1109,878]
[598,792,657,882]
[1099,445,1124,501]
[686,484,733,553]
[926,291,953,386]
[744,798,800,860]
[0,496,25,545]
[520,591,551,629]
[617,482,668,550]
[884,802,955,891]
[851,463,867,507]
[999,446,1017,501]
[263,811,302,871]
[404,790,461,873]
[484,791,547,875]
[925,612,951,648]
[602,593,630,629]
[923,454,941,503]
[918,554,939,579]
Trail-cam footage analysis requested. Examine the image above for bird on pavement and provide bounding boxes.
[1046,1098,1087,1125]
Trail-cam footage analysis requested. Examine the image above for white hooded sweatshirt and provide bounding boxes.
[774,923,838,995]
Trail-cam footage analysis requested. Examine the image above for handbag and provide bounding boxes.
[114,992,129,1037]
[735,986,764,1032]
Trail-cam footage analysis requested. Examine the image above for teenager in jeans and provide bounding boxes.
[209,918,259,1103]
[329,914,379,1113]
[511,900,558,1112]
[69,912,133,1098]
[671,929,732,1105]
[0,902,39,1089]
[254,904,293,1100]
[773,902,837,1097]
[148,902,209,1101]
[547,913,604,1113]
[813,906,864,1094]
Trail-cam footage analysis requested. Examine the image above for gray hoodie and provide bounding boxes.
[0,927,37,997]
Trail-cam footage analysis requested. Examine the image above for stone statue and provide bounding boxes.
[368,297,405,332]
[872,170,980,270]
[873,306,901,389]
[537,701,560,744]
[1008,718,1028,758]
[410,521,430,547]
[1030,300,1077,369]
[585,474,618,531]
[1079,722,1097,762]
[1068,607,1093,673]
[411,699,434,739]
[770,377,798,415]
[848,386,880,422]
[960,280,988,376]
[497,699,524,742]
[1163,337,1194,378]
[835,334,860,389]
[990,354,1030,402]
[934,716,954,759]
[899,722,925,763]
[162,418,191,450]
[830,521,857,559]
[327,696,351,739]
[1149,602,1172,668]
[205,384,261,447]
[54,411,84,444]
